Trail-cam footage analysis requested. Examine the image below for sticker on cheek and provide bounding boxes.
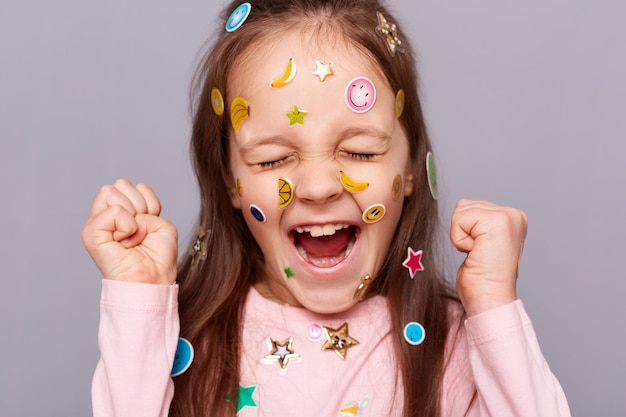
[230,97,249,134]
[225,2,251,32]
[395,89,405,118]
[426,152,439,200]
[403,322,426,346]
[345,77,376,113]
[340,171,369,193]
[392,175,402,200]
[211,88,225,116]
[362,204,386,224]
[278,177,294,208]
[249,204,266,223]
[236,178,244,197]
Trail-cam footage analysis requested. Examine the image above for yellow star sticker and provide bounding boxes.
[312,60,334,82]
[265,337,300,369]
[375,11,404,57]
[286,105,308,125]
[321,322,359,360]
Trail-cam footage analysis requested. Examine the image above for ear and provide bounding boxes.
[230,177,242,209]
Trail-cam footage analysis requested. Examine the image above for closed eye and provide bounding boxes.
[259,157,289,168]
[347,152,376,161]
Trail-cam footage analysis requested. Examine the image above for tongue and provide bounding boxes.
[297,228,352,257]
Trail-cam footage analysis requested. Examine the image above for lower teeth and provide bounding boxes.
[296,240,354,268]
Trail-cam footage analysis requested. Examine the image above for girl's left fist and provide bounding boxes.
[450,199,528,316]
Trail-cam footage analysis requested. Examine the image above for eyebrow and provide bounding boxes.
[238,126,392,156]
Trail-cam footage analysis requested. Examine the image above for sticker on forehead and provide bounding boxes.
[286,105,308,126]
[225,3,251,32]
[426,152,439,200]
[278,177,294,208]
[312,60,334,82]
[392,175,402,200]
[270,58,297,88]
[230,97,249,134]
[345,77,376,113]
[249,204,266,223]
[211,88,225,116]
[362,204,386,224]
[395,89,405,118]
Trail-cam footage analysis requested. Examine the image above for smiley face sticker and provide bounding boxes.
[225,3,251,32]
[403,322,425,346]
[345,77,376,113]
[362,204,386,224]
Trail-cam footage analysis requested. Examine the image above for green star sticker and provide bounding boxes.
[286,105,308,125]
[227,384,257,414]
[284,267,295,278]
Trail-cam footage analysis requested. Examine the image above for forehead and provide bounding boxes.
[226,29,397,140]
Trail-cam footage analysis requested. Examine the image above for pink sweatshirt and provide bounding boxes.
[93,280,571,416]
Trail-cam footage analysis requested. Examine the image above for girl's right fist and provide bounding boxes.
[81,179,178,285]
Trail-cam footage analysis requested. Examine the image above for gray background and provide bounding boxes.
[1,0,624,416]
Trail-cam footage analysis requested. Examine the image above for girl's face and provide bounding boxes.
[228,31,414,313]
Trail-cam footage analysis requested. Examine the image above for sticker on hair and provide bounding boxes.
[188,228,210,265]
[249,204,266,223]
[362,204,386,224]
[340,171,369,193]
[345,77,376,113]
[426,152,439,200]
[312,60,334,82]
[270,58,297,88]
[395,89,405,118]
[375,11,404,57]
[286,105,308,126]
[391,175,402,200]
[403,322,425,346]
[211,87,225,116]
[402,247,424,278]
[278,177,294,208]
[230,97,250,134]
[225,2,251,32]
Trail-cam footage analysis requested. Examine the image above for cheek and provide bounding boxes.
[346,169,406,225]
[235,174,281,226]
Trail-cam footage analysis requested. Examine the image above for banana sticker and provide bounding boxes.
[230,97,249,134]
[270,58,297,88]
[340,171,369,193]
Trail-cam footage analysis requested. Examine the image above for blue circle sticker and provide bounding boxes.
[403,322,425,346]
[250,204,266,223]
[171,337,194,377]
[225,3,251,32]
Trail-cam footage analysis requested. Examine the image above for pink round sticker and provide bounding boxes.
[345,77,376,113]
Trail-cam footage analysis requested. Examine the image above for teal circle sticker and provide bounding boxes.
[171,337,194,377]
[403,322,426,345]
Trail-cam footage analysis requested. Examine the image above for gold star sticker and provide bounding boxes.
[188,228,209,265]
[375,11,404,57]
[286,105,308,125]
[321,322,359,360]
[265,337,300,369]
[312,60,334,82]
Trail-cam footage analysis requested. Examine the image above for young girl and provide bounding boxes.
[82,1,571,416]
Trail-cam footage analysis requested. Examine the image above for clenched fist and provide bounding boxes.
[450,199,528,317]
[81,179,178,285]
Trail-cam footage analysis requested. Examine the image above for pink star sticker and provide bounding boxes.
[402,247,424,278]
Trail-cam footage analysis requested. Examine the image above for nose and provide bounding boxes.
[295,164,343,205]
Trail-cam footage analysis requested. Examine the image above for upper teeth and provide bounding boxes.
[295,224,350,238]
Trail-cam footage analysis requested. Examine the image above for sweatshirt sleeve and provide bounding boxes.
[463,299,571,417]
[92,279,180,417]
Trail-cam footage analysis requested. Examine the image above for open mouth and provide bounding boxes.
[291,224,357,268]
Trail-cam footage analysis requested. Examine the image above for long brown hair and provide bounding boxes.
[171,1,459,416]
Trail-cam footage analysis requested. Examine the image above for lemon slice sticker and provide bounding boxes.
[278,177,294,208]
